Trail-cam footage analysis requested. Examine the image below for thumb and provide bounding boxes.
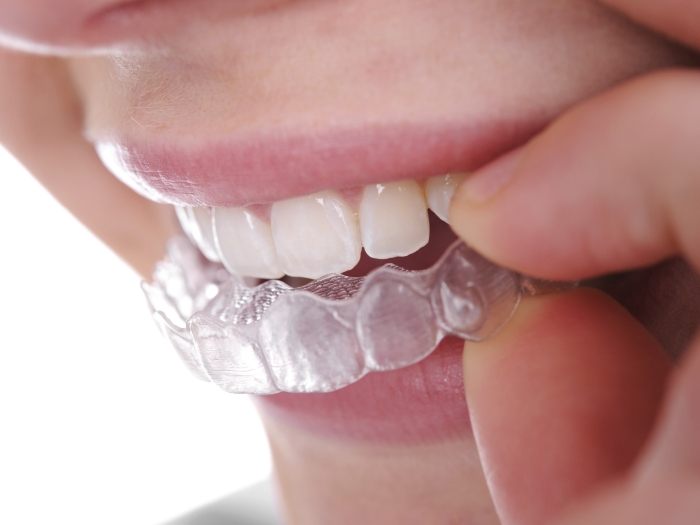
[463,289,671,525]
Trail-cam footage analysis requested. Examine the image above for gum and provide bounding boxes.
[144,236,544,394]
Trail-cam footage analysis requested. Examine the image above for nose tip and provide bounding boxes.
[0,0,122,52]
[0,0,295,53]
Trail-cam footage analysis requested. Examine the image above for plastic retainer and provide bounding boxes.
[144,236,534,394]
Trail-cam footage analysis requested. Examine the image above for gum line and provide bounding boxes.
[144,236,534,394]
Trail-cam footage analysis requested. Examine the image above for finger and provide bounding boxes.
[450,69,700,280]
[464,289,671,525]
[0,50,174,277]
[555,481,700,525]
[601,0,700,51]
[552,335,700,525]
[637,333,700,481]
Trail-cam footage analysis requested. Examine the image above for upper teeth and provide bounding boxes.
[425,173,466,222]
[271,191,362,279]
[214,207,282,279]
[359,180,430,259]
[177,174,466,279]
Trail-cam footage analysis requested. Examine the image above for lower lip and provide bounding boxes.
[254,337,469,444]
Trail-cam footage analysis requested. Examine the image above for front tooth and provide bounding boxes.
[359,180,430,259]
[191,207,220,262]
[271,191,362,279]
[213,207,283,279]
[425,173,467,222]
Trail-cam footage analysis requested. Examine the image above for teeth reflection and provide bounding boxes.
[357,276,438,370]
[213,207,283,279]
[359,180,430,259]
[189,316,273,395]
[144,235,530,395]
[259,294,364,392]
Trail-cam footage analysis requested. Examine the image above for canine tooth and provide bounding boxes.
[425,173,466,222]
[271,191,362,279]
[175,207,219,262]
[191,207,220,262]
[213,207,283,279]
[359,180,430,259]
[175,206,199,246]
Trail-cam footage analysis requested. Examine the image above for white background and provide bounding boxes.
[0,147,272,524]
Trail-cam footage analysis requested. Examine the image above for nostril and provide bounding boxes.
[85,0,152,27]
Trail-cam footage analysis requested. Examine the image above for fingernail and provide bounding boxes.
[460,147,524,203]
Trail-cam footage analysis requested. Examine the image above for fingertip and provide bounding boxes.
[454,147,525,205]
[449,142,564,279]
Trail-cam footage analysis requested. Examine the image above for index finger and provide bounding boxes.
[450,69,700,280]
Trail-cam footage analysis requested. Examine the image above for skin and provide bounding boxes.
[0,1,698,523]
[450,2,700,523]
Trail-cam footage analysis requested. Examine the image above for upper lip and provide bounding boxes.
[94,118,545,207]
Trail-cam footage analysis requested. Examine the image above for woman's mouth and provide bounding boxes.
[95,120,541,443]
[94,120,544,281]
[144,230,510,442]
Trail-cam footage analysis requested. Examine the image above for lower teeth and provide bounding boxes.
[144,235,567,394]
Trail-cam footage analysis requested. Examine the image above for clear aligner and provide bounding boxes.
[144,236,543,394]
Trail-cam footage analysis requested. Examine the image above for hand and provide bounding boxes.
[450,2,700,524]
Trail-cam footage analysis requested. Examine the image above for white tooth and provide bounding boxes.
[175,206,211,257]
[359,180,430,259]
[213,207,283,279]
[425,173,467,222]
[175,206,199,245]
[271,191,361,279]
[191,207,220,262]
